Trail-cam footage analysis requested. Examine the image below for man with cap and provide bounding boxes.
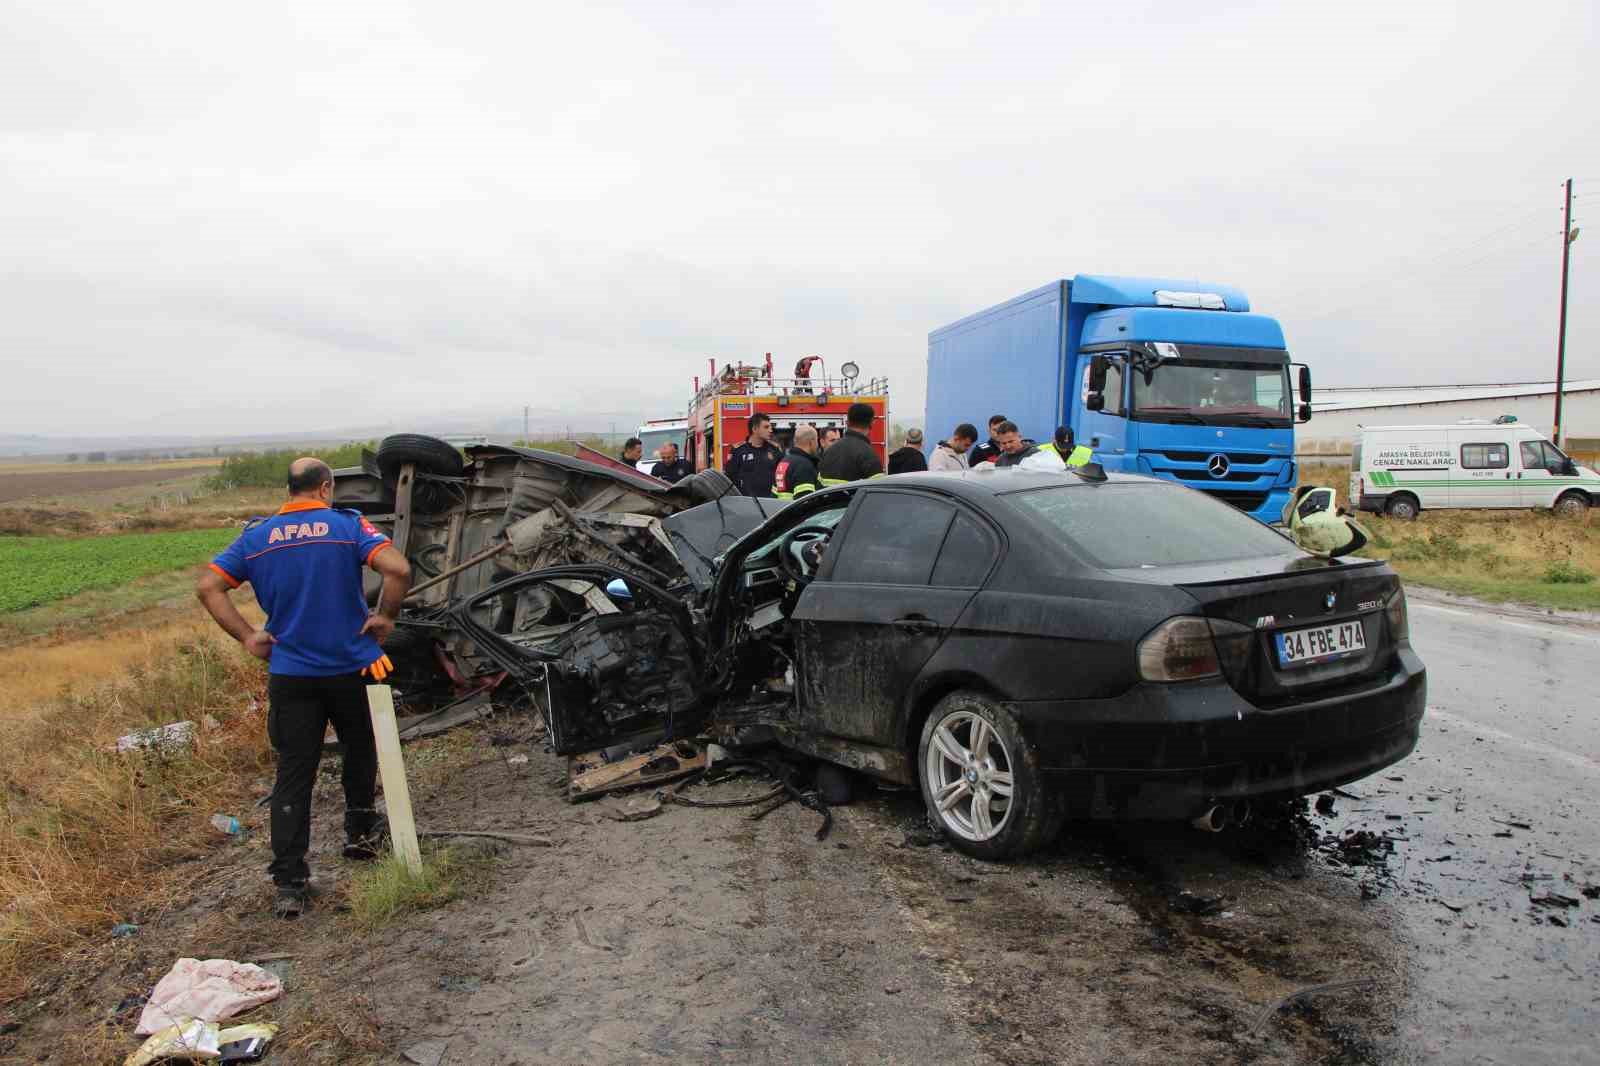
[887,428,929,475]
[196,457,412,918]
[1038,425,1094,468]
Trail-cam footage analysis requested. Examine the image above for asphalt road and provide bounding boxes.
[1330,590,1600,1064]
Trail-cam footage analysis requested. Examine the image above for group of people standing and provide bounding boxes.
[622,406,1091,502]
[929,414,1092,473]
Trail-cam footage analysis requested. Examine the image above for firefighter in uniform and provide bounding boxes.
[727,413,784,497]
[196,458,412,918]
[774,424,821,499]
[818,403,884,484]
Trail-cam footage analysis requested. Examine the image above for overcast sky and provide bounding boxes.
[3,0,1597,438]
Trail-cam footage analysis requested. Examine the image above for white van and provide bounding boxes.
[1351,420,1600,519]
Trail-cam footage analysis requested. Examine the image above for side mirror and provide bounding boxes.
[1086,393,1105,412]
[1087,355,1109,392]
[1298,403,1312,423]
[1297,365,1312,403]
[1561,458,1579,476]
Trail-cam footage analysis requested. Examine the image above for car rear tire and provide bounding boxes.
[1383,494,1420,520]
[1553,492,1590,520]
[917,691,1060,860]
[375,434,465,481]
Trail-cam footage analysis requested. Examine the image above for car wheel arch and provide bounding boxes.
[900,673,1008,774]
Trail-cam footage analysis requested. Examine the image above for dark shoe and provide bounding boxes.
[343,815,389,861]
[273,884,308,919]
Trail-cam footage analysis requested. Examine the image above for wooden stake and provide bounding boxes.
[365,684,423,876]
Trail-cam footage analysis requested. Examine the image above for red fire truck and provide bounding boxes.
[685,355,890,474]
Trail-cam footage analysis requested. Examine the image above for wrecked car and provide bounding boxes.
[338,437,1426,860]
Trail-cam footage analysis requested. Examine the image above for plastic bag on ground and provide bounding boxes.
[124,1018,220,1065]
[135,959,283,1035]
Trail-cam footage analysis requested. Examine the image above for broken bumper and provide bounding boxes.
[1006,647,1426,820]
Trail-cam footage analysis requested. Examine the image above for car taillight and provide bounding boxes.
[1386,586,1409,643]
[1138,616,1253,682]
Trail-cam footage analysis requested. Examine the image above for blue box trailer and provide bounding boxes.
[926,276,1311,523]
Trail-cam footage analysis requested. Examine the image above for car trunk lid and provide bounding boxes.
[1114,554,1399,704]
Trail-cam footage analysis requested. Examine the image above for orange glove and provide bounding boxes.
[361,654,394,682]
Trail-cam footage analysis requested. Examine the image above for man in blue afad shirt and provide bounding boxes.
[197,457,412,918]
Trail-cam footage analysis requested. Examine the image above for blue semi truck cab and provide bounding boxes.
[926,276,1311,523]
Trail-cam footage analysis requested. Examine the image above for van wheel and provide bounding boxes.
[1553,492,1590,520]
[917,691,1061,860]
[1384,494,1420,520]
[376,434,465,481]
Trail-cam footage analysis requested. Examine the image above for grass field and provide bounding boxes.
[0,528,236,613]
[0,462,219,505]
[1298,461,1600,610]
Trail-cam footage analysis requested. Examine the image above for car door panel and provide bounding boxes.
[793,583,976,743]
[791,490,994,746]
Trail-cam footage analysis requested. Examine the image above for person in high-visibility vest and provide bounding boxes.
[774,424,821,499]
[1039,425,1093,468]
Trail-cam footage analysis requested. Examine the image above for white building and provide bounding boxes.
[1299,379,1600,457]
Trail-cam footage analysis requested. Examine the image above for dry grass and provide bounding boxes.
[0,629,272,1001]
[0,487,280,538]
[1296,460,1600,609]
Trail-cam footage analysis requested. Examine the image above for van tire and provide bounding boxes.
[375,434,465,481]
[1384,494,1420,520]
[1553,492,1590,520]
[675,468,737,503]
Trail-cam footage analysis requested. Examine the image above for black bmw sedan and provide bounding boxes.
[457,467,1426,860]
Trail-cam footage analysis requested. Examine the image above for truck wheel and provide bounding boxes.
[1553,492,1590,520]
[1384,494,1420,521]
[918,691,1061,860]
[375,434,465,481]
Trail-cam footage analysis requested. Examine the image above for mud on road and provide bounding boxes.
[338,744,1409,1066]
[11,713,1594,1065]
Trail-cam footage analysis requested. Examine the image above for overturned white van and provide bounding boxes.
[1350,420,1600,519]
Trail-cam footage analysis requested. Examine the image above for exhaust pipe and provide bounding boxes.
[1191,805,1230,833]
[1231,799,1253,827]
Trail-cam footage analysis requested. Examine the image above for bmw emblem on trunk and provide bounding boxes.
[1206,453,1230,478]
[1324,590,1338,612]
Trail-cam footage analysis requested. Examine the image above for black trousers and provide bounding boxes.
[265,673,380,886]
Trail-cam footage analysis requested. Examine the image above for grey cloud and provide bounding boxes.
[0,0,1595,437]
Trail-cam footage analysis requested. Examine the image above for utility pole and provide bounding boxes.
[522,405,530,445]
[1553,178,1574,447]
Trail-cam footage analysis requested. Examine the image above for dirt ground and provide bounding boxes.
[2,713,1411,1066]
[0,464,216,504]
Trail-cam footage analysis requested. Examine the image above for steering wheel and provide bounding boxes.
[776,524,833,586]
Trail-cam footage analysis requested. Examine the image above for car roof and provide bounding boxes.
[868,468,1155,499]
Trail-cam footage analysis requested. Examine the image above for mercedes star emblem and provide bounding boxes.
[1206,453,1230,478]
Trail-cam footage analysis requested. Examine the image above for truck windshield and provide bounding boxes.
[1130,361,1290,428]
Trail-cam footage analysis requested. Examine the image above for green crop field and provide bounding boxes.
[0,528,237,613]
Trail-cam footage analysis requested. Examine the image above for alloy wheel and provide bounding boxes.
[924,709,1015,841]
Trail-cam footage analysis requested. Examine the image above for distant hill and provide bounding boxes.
[0,405,662,460]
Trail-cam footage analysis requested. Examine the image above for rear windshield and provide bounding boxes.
[1006,483,1298,568]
